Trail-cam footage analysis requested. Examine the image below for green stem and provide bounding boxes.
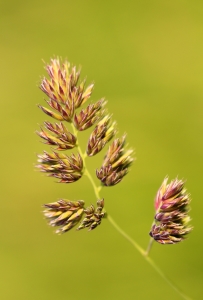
[85,173,192,300]
[107,214,193,300]
[73,124,193,300]
[144,256,193,300]
[107,214,146,256]
[145,237,154,256]
[145,219,156,256]
[85,168,101,199]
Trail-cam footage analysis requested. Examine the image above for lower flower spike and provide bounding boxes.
[149,177,193,244]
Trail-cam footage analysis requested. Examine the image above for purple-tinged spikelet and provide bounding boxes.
[96,135,134,186]
[37,122,77,150]
[40,58,93,108]
[43,200,85,233]
[86,115,117,156]
[150,177,193,244]
[37,151,83,183]
[39,58,94,123]
[77,199,105,231]
[74,99,106,131]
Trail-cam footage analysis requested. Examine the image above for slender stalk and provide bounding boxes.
[145,219,156,256]
[145,256,193,300]
[107,214,146,256]
[145,237,154,256]
[107,213,192,300]
[74,125,193,300]
[85,168,101,199]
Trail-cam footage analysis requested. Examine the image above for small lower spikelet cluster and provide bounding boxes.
[77,199,105,231]
[43,199,105,233]
[149,177,193,244]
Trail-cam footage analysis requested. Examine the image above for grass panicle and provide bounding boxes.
[36,58,193,300]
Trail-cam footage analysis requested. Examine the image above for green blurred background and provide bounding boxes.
[1,0,203,299]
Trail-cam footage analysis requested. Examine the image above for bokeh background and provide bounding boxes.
[1,1,203,299]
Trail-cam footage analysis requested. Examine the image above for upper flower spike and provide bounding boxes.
[150,177,193,244]
[39,58,94,122]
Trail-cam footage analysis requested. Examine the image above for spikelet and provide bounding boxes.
[39,58,94,121]
[96,135,134,186]
[37,152,83,183]
[77,199,105,231]
[74,99,106,131]
[43,200,85,233]
[149,177,193,244]
[86,115,117,156]
[37,122,77,150]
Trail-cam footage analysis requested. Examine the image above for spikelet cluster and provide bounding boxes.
[96,135,134,186]
[150,177,193,244]
[43,199,105,233]
[37,151,83,183]
[36,58,133,234]
[77,199,105,231]
[43,200,85,233]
